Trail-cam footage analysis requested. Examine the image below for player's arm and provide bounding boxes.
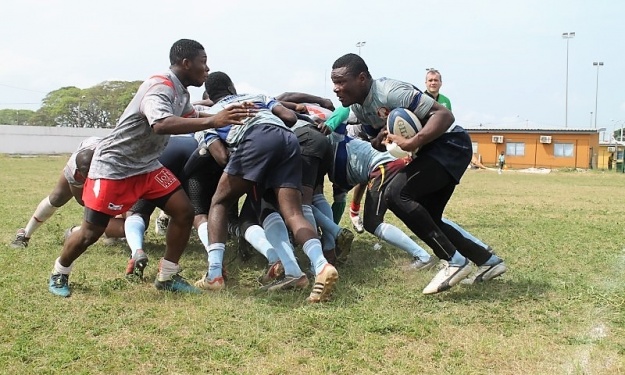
[271,104,297,127]
[387,97,454,152]
[207,139,229,168]
[143,87,255,134]
[152,105,255,135]
[276,92,335,111]
[279,101,309,114]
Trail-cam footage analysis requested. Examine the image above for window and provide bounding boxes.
[506,142,525,156]
[472,142,478,153]
[554,143,574,157]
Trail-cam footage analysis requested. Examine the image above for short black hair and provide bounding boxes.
[204,71,236,102]
[332,53,371,79]
[169,39,205,65]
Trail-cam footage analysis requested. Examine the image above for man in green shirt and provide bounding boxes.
[424,69,452,111]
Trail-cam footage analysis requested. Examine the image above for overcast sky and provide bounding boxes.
[1,0,623,132]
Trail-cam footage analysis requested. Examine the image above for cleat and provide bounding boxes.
[404,256,439,271]
[194,273,225,291]
[48,273,71,297]
[257,261,285,285]
[307,263,339,303]
[125,250,149,279]
[154,211,170,236]
[335,228,354,263]
[423,259,472,295]
[350,214,364,234]
[100,233,119,246]
[154,273,201,293]
[260,274,309,292]
[10,228,29,248]
[461,260,507,285]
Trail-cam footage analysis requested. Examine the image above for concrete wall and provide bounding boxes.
[0,125,111,154]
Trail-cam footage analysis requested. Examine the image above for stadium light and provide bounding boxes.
[356,41,366,56]
[562,32,575,128]
[593,62,604,129]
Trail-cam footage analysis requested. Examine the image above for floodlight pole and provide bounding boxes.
[356,41,366,56]
[562,32,575,128]
[593,61,603,129]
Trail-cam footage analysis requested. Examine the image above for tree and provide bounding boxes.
[0,109,35,125]
[29,80,142,127]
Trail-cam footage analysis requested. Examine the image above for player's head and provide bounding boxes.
[204,71,237,103]
[75,148,95,180]
[425,69,442,95]
[169,39,209,88]
[330,53,372,107]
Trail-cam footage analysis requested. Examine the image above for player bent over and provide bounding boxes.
[11,136,127,248]
[48,39,253,297]
[200,71,338,303]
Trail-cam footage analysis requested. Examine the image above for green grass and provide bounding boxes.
[1,155,624,374]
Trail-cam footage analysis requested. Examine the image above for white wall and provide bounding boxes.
[0,125,111,154]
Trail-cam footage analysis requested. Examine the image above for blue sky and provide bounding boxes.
[1,0,623,133]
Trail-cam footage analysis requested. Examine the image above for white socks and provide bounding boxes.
[25,196,58,237]
[53,257,73,275]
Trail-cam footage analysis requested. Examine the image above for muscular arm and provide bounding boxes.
[276,92,335,111]
[208,140,229,168]
[152,103,254,135]
[272,104,297,127]
[387,101,455,152]
[279,101,308,114]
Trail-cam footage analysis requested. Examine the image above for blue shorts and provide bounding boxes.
[225,124,302,190]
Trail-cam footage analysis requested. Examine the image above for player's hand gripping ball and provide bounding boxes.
[385,108,422,158]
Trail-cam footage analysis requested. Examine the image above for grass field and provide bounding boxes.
[1,154,624,374]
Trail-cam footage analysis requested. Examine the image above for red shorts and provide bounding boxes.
[83,167,180,216]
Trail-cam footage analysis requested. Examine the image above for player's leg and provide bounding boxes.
[384,157,471,294]
[137,168,198,293]
[439,218,507,284]
[256,194,307,291]
[349,183,366,233]
[203,172,253,288]
[12,173,74,248]
[123,200,154,278]
[48,207,110,297]
[363,168,435,270]
[266,128,337,302]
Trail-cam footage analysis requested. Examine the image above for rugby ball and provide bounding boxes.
[387,108,422,138]
[386,108,422,156]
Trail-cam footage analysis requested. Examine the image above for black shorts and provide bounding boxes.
[225,124,301,190]
[295,125,331,189]
[182,146,223,216]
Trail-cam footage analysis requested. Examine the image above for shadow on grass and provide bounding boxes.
[430,277,552,303]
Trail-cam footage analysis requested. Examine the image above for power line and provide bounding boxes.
[0,102,41,105]
[0,83,47,94]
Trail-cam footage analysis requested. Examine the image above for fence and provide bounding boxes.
[0,125,111,154]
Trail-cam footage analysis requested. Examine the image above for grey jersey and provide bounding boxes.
[327,132,395,189]
[63,137,101,187]
[89,71,196,179]
[204,93,290,149]
[350,77,435,130]
[352,76,470,183]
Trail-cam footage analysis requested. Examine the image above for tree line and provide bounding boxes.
[0,80,141,128]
